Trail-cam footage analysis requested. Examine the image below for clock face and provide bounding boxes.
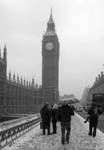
[45,42,54,50]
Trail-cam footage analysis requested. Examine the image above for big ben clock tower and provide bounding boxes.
[42,11,59,105]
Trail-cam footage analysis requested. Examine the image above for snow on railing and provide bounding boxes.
[0,117,40,149]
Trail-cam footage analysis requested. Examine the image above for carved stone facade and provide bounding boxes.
[0,46,43,115]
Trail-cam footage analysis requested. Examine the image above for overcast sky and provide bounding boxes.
[0,0,104,99]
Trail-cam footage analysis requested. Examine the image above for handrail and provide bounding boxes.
[0,117,40,149]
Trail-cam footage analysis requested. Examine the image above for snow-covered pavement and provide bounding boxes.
[3,113,104,150]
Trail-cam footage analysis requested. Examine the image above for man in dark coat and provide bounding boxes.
[85,105,100,137]
[40,103,51,135]
[51,104,58,134]
[58,103,74,144]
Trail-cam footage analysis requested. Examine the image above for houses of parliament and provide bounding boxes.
[0,12,59,115]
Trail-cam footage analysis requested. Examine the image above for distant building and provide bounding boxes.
[81,87,90,107]
[87,71,104,108]
[63,94,75,99]
[59,94,76,102]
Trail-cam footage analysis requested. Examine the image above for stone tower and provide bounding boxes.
[42,11,59,104]
[0,45,7,113]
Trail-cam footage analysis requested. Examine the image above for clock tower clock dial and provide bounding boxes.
[45,42,54,50]
[42,11,59,105]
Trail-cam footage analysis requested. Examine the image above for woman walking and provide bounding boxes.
[51,104,58,134]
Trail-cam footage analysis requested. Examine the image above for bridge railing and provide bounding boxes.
[0,117,40,149]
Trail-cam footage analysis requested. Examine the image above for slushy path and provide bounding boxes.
[3,113,104,150]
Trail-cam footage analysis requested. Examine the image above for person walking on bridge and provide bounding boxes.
[85,105,102,137]
[58,102,74,144]
[51,104,58,134]
[40,103,51,135]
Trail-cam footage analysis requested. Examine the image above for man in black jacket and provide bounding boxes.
[85,105,101,137]
[40,103,51,135]
[58,103,74,144]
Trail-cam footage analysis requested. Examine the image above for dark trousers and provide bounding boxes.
[42,122,50,135]
[89,121,98,137]
[52,120,57,133]
[61,121,71,144]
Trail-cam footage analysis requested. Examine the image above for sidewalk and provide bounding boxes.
[3,114,104,150]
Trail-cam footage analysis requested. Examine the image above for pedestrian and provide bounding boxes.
[51,104,58,134]
[85,105,100,137]
[40,103,51,135]
[58,102,74,144]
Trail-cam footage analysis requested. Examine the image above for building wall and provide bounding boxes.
[0,79,43,114]
[87,72,104,108]
[0,47,43,115]
[0,48,7,114]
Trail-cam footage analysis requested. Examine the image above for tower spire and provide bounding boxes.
[51,8,52,15]
[45,10,56,36]
[48,8,54,24]
[3,44,7,62]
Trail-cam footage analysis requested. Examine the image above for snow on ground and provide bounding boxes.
[0,114,39,132]
[3,113,104,150]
